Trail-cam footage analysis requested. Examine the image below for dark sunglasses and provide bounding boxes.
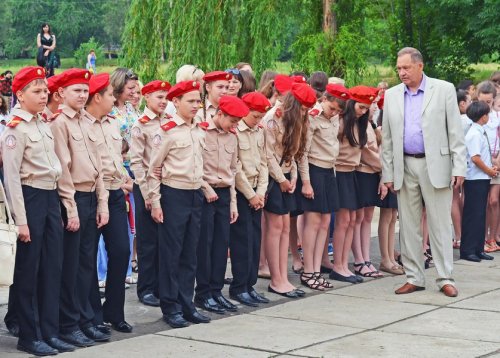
[225,68,240,76]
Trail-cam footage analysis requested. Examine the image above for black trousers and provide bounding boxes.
[134,184,159,299]
[89,189,130,324]
[7,187,62,342]
[460,179,491,257]
[59,191,98,332]
[158,185,202,315]
[195,187,231,300]
[229,189,262,295]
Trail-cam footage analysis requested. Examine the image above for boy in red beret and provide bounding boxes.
[0,66,73,355]
[147,80,211,328]
[129,79,171,308]
[85,73,133,333]
[49,68,110,346]
[43,74,62,120]
[194,95,249,314]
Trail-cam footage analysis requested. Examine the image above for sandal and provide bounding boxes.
[314,272,333,289]
[292,265,304,274]
[353,262,378,278]
[131,259,138,273]
[300,272,325,291]
[365,261,384,278]
[379,262,404,275]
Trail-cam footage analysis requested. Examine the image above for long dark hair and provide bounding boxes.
[281,92,308,162]
[238,70,256,97]
[40,23,52,37]
[0,95,8,115]
[339,99,369,148]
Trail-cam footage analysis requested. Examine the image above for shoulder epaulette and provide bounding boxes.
[275,108,282,118]
[161,121,177,132]
[138,115,150,124]
[6,116,23,128]
[198,121,209,131]
[229,128,237,135]
[166,113,173,119]
[309,109,320,117]
[257,123,264,129]
[41,112,48,121]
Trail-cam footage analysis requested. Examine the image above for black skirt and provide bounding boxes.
[355,171,380,208]
[301,164,339,213]
[290,175,304,217]
[336,171,361,210]
[378,190,398,209]
[265,173,296,215]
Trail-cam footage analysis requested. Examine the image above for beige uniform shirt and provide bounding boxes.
[129,107,169,200]
[336,118,362,172]
[50,105,108,218]
[262,106,297,183]
[357,124,382,174]
[0,108,62,225]
[201,116,238,213]
[195,99,217,122]
[298,104,339,181]
[147,114,205,209]
[42,107,53,122]
[87,113,126,189]
[235,120,268,200]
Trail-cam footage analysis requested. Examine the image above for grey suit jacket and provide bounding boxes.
[381,76,466,190]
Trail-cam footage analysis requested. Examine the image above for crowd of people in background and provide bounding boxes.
[0,45,499,356]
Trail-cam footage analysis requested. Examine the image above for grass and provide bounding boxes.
[1,58,497,85]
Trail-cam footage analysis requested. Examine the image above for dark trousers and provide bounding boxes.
[195,187,231,300]
[89,189,130,324]
[460,179,491,257]
[59,191,98,332]
[7,187,62,342]
[158,185,202,315]
[134,184,159,299]
[229,189,262,295]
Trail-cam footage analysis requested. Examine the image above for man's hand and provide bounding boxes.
[17,224,30,243]
[96,212,109,229]
[151,207,164,223]
[66,217,80,232]
[452,176,464,189]
[230,211,239,224]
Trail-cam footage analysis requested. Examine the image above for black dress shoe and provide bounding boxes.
[213,295,238,312]
[17,340,58,356]
[460,254,481,262]
[229,292,259,307]
[352,275,364,283]
[59,330,95,347]
[293,289,306,297]
[81,325,111,342]
[46,337,76,352]
[320,265,333,274]
[329,270,358,284]
[184,310,211,324]
[96,324,111,334]
[140,293,160,307]
[5,320,19,337]
[477,252,494,260]
[163,313,189,328]
[109,321,133,333]
[194,297,226,314]
[267,285,299,298]
[249,289,270,303]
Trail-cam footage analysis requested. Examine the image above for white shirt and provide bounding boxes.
[465,122,492,180]
[484,111,499,156]
[460,113,472,138]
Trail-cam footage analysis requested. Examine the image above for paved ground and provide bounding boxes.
[2,210,500,357]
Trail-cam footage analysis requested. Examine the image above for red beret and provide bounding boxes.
[377,94,384,110]
[89,73,110,96]
[291,75,307,84]
[218,95,250,118]
[59,68,91,88]
[142,80,171,96]
[167,80,201,100]
[291,83,316,108]
[326,83,350,100]
[274,74,293,95]
[203,71,232,83]
[242,92,271,113]
[47,74,62,94]
[12,66,46,93]
[348,85,377,105]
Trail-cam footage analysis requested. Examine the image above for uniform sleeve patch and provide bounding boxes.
[152,134,162,147]
[131,126,141,138]
[5,135,17,149]
[266,119,277,130]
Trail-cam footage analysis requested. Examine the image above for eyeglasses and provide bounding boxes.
[225,68,240,76]
[126,69,138,80]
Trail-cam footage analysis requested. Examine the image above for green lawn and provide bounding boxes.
[1,58,497,85]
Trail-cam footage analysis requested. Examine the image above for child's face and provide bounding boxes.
[477,114,489,126]
[477,93,494,110]
[18,81,49,114]
[60,84,89,111]
[216,112,240,133]
[242,110,264,128]
[99,84,116,114]
[174,91,201,121]
[206,80,229,104]
[145,90,168,115]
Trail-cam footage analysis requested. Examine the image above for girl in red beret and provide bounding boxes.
[198,71,231,120]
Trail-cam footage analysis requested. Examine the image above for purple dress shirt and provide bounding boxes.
[403,75,426,154]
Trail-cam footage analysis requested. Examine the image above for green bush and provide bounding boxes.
[73,37,104,70]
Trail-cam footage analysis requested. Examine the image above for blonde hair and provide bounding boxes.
[175,65,205,83]
[328,77,345,85]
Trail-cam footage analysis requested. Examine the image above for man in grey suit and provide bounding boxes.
[381,47,466,297]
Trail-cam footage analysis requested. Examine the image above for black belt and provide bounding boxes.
[404,152,425,158]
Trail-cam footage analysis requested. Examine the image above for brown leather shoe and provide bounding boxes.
[395,282,425,294]
[440,284,458,297]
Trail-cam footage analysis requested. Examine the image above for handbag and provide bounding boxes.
[0,181,18,287]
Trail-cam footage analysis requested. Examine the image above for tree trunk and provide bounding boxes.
[323,0,337,36]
